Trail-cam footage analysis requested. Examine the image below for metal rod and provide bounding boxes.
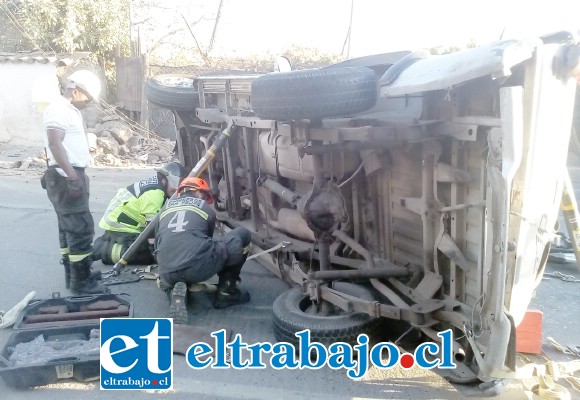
[222,135,239,218]
[300,140,398,156]
[25,307,130,323]
[317,236,331,271]
[189,124,221,132]
[310,142,332,272]
[330,229,412,308]
[243,127,259,231]
[332,230,376,268]
[200,126,218,194]
[262,178,300,206]
[422,146,435,273]
[110,121,237,275]
[439,201,485,212]
[309,267,408,280]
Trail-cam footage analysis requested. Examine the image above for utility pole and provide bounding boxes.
[208,0,224,55]
[342,0,354,57]
[347,0,354,58]
[128,0,135,57]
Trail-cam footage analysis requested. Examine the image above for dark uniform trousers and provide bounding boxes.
[214,227,252,280]
[94,230,156,265]
[45,166,94,261]
[162,227,251,286]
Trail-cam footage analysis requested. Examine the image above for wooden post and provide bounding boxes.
[139,53,149,130]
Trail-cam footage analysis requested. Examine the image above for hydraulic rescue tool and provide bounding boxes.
[107,120,237,276]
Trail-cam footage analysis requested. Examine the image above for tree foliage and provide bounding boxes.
[1,0,131,98]
[429,39,477,55]
[16,0,130,60]
[0,1,27,51]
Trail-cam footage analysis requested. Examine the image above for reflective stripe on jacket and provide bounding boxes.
[99,176,166,234]
[155,196,217,273]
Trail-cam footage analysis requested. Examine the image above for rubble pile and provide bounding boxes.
[0,105,177,172]
[86,110,175,168]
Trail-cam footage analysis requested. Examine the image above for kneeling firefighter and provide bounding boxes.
[93,162,186,265]
[155,177,252,323]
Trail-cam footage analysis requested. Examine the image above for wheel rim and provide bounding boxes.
[297,294,350,317]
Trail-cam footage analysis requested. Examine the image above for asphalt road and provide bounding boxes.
[0,165,578,400]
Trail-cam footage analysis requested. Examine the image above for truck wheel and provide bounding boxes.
[272,282,386,348]
[251,67,377,120]
[145,74,198,111]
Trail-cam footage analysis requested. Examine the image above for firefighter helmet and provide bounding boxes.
[157,162,187,193]
[67,70,101,101]
[177,177,213,203]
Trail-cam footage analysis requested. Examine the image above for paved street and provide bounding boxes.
[0,164,578,399]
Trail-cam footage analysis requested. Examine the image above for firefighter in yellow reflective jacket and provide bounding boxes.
[93,162,187,265]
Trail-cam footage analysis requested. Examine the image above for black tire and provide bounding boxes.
[323,52,412,78]
[145,74,198,111]
[251,67,377,120]
[272,282,386,348]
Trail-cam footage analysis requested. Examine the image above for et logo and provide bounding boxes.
[100,318,172,390]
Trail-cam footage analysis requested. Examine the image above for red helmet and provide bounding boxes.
[177,177,213,203]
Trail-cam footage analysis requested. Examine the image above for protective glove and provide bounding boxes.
[66,177,84,200]
[0,291,36,328]
[552,44,580,82]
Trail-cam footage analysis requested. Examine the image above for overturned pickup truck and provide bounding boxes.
[145,34,577,392]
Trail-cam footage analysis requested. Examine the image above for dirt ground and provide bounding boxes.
[0,143,45,176]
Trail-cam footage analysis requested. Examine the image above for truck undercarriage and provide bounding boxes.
[145,35,578,394]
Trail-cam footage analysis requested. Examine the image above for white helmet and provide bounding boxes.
[67,70,101,101]
[156,162,187,193]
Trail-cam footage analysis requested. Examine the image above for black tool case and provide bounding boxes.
[0,293,133,389]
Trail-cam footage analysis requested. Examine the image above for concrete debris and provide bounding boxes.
[97,136,119,156]
[98,120,134,144]
[87,107,175,167]
[126,136,142,148]
[0,105,176,171]
[0,156,45,170]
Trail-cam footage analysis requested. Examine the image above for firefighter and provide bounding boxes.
[93,162,186,265]
[43,70,108,294]
[155,177,251,322]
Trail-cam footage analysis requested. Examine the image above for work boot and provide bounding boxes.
[70,258,110,294]
[213,279,250,309]
[157,276,173,300]
[169,282,188,325]
[62,255,102,289]
[61,255,71,289]
[90,267,102,281]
